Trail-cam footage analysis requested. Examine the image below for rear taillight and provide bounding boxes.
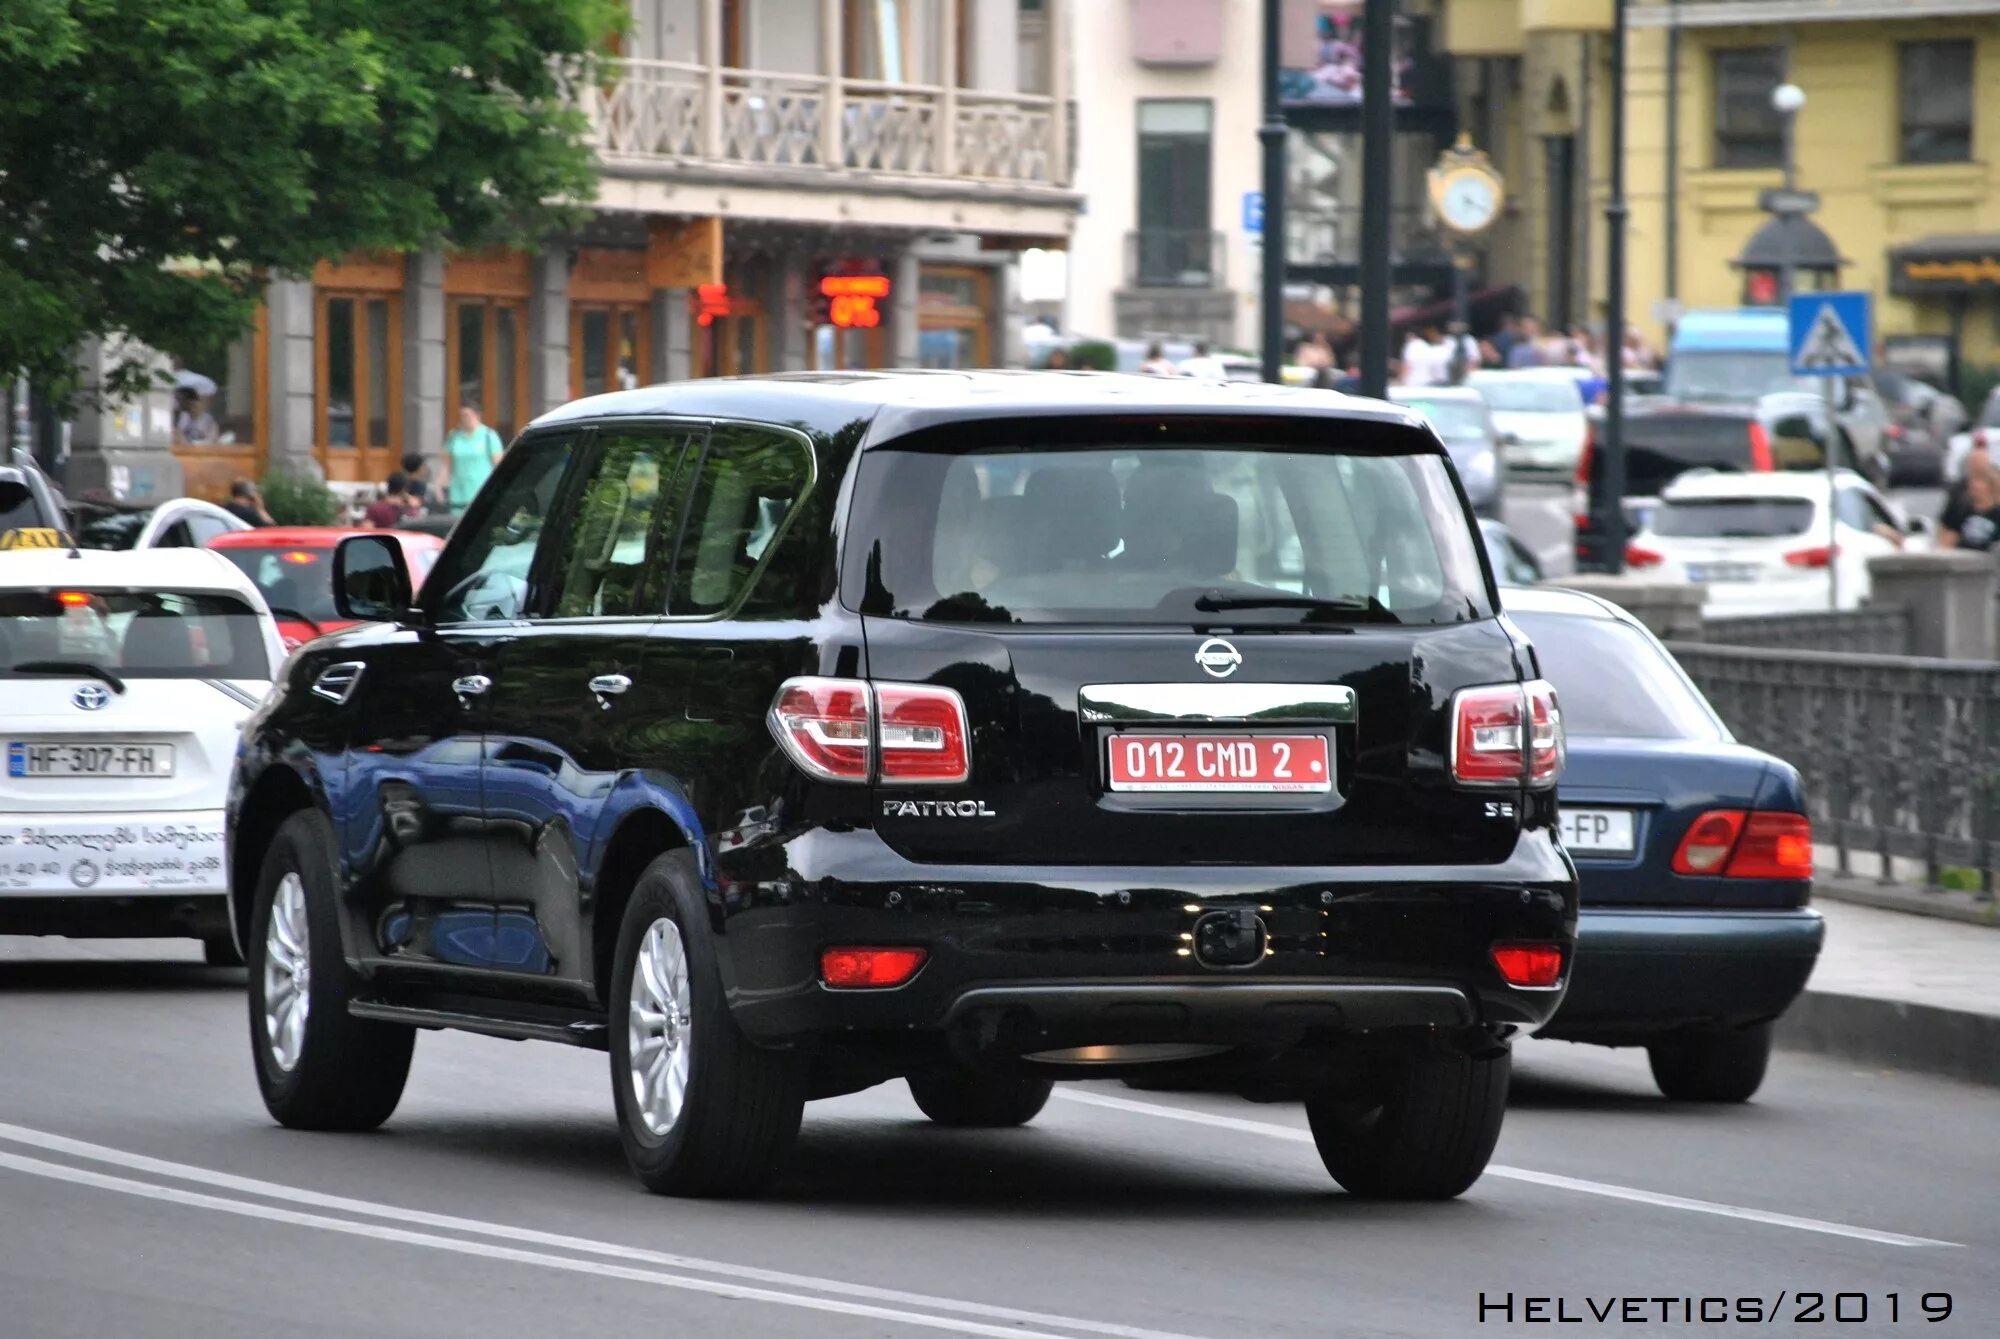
[1450,680,1562,788]
[1748,420,1774,472]
[1491,942,1566,989]
[1886,424,1905,442]
[768,677,970,785]
[1573,426,1594,488]
[1784,544,1838,568]
[1625,542,1664,569]
[1671,809,1813,879]
[820,946,928,989]
[875,682,972,784]
[1726,812,1814,880]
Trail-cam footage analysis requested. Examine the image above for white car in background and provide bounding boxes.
[0,549,282,963]
[1622,469,1913,618]
[1466,368,1590,473]
[69,496,251,551]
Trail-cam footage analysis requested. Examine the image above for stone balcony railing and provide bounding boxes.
[588,58,1072,191]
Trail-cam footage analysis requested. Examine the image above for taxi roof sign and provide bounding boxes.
[0,527,73,551]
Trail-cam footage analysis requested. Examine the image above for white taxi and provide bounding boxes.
[0,549,282,962]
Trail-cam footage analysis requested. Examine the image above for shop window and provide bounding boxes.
[571,303,650,399]
[316,291,402,482]
[164,307,265,496]
[450,298,530,444]
[1136,100,1214,286]
[1899,41,1974,164]
[918,265,992,369]
[1712,47,1785,170]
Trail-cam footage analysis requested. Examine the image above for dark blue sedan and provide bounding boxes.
[1507,587,1825,1102]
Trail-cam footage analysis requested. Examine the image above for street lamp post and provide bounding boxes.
[1772,82,1805,302]
[1259,0,1288,383]
[1602,0,1630,574]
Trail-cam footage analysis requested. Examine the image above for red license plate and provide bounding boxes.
[1105,733,1331,793]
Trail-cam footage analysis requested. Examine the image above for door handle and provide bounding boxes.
[452,674,492,704]
[589,673,633,709]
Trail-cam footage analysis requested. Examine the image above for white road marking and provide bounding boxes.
[1054,1090,1961,1250]
[0,1149,1205,1339]
[0,1123,1204,1339]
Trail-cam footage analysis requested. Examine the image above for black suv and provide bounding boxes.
[227,372,1576,1201]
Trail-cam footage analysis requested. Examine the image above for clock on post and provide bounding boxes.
[1427,135,1505,239]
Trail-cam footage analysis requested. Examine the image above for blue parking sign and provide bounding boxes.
[1242,191,1264,237]
[1788,292,1871,377]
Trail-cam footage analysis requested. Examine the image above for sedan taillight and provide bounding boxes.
[1450,680,1562,788]
[1671,810,1813,880]
[768,677,971,785]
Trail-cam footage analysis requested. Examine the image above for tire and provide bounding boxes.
[1305,1045,1510,1200]
[907,1067,1053,1127]
[247,810,414,1130]
[1647,1023,1772,1103]
[609,850,806,1197]
[202,933,244,968]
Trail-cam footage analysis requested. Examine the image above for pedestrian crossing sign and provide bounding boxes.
[1788,291,1871,377]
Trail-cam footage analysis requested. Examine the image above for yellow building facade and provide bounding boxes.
[1439,0,2000,387]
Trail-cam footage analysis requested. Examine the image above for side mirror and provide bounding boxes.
[332,533,415,623]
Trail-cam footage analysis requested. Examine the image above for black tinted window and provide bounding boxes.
[1513,613,1721,741]
[73,506,152,550]
[845,435,1490,627]
[544,430,691,619]
[0,589,270,680]
[668,426,812,617]
[426,433,576,624]
[1653,497,1813,538]
[0,481,45,535]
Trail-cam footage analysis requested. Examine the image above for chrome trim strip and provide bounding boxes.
[202,678,262,710]
[1077,682,1358,724]
[310,661,366,706]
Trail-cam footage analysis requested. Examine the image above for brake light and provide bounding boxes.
[55,590,91,607]
[820,946,928,989]
[1491,943,1565,989]
[1726,812,1814,880]
[876,682,972,784]
[1450,680,1562,788]
[1624,543,1664,568]
[767,677,971,785]
[1885,424,1905,442]
[1748,420,1774,472]
[280,550,320,565]
[769,677,872,782]
[1784,544,1838,568]
[1672,810,1746,874]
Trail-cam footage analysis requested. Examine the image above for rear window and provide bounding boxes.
[0,480,45,534]
[213,546,337,623]
[0,588,270,680]
[845,435,1491,627]
[1396,397,1488,439]
[1652,497,1814,538]
[1512,613,1721,741]
[1469,379,1582,414]
[1664,350,1798,403]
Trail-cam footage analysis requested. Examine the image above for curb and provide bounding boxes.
[1776,988,2000,1089]
[1812,873,1998,928]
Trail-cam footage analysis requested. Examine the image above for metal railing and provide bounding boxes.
[1670,642,2000,894]
[1700,606,1914,656]
[587,58,1070,188]
[1125,229,1226,289]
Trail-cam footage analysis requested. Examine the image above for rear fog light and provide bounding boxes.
[820,947,929,989]
[1491,943,1565,988]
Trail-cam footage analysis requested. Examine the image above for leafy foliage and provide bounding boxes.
[1067,340,1118,372]
[0,0,623,401]
[259,468,342,525]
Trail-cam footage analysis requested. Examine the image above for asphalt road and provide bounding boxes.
[2,937,1995,1339]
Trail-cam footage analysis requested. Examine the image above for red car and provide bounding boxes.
[207,527,444,650]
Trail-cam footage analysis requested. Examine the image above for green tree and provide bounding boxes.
[0,0,623,399]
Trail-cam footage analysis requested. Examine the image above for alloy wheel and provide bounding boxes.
[627,917,693,1137]
[262,872,311,1072]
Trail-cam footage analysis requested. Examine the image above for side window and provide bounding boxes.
[1834,487,1873,532]
[1863,492,1901,535]
[543,430,692,619]
[426,434,576,624]
[188,514,230,546]
[156,520,195,549]
[668,426,812,617]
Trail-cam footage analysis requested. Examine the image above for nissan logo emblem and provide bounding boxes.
[1194,637,1243,679]
[72,683,111,712]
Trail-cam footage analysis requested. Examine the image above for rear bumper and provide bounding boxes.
[1539,907,1824,1043]
[0,893,231,938]
[715,825,1578,1049]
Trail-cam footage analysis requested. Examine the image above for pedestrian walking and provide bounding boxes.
[1178,341,1227,380]
[1507,317,1543,368]
[1398,326,1442,386]
[438,404,504,512]
[364,472,423,529]
[1138,342,1176,376]
[1941,456,2000,551]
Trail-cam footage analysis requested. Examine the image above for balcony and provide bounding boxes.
[589,59,1072,190]
[1125,229,1227,289]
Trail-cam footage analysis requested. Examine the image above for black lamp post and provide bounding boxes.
[1601,0,1630,574]
[1259,0,1287,383]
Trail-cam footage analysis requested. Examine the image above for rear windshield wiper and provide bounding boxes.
[1192,592,1402,624]
[11,659,127,693]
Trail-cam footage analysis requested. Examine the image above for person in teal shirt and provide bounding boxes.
[440,404,505,511]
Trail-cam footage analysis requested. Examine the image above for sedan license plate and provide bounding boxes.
[7,741,174,778]
[1106,733,1331,793]
[1560,807,1636,857]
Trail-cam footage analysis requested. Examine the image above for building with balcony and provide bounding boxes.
[101,0,1076,504]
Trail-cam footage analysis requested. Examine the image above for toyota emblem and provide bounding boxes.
[72,683,111,712]
[1194,637,1243,679]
